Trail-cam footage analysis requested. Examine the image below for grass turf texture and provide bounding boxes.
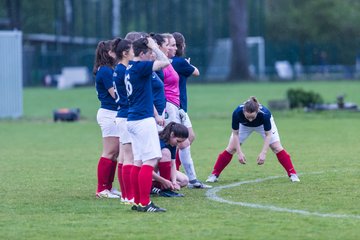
[1,81,359,239]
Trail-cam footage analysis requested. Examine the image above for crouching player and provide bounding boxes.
[152,122,189,197]
[206,96,300,183]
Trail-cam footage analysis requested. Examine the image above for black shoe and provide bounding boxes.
[159,189,185,197]
[131,205,138,211]
[137,201,166,212]
[150,186,161,195]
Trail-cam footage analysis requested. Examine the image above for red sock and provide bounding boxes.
[158,161,172,181]
[122,164,134,200]
[117,163,125,198]
[130,165,141,205]
[276,149,297,176]
[108,160,117,190]
[97,157,113,193]
[175,149,181,170]
[138,165,154,206]
[212,150,233,176]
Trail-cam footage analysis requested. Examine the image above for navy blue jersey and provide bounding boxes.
[152,72,166,115]
[232,105,272,131]
[95,66,118,110]
[171,56,195,112]
[125,60,154,121]
[113,63,128,118]
[155,70,164,82]
[159,139,176,160]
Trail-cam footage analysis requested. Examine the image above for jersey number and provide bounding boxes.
[124,73,133,96]
[112,81,120,103]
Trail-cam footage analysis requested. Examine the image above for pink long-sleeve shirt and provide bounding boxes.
[163,64,180,107]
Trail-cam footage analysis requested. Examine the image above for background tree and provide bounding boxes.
[228,0,250,81]
[265,0,360,65]
[6,0,21,29]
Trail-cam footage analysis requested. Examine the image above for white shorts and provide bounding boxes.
[127,117,161,162]
[156,109,166,132]
[116,117,132,144]
[96,108,119,137]
[181,112,192,128]
[164,102,181,125]
[239,116,280,144]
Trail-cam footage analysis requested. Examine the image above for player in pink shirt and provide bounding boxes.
[162,33,211,189]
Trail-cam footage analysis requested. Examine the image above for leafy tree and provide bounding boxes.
[265,0,360,64]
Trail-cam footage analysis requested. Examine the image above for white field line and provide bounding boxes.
[206,172,360,220]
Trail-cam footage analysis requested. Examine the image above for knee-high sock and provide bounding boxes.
[117,163,125,198]
[158,161,172,181]
[97,157,113,193]
[130,165,141,205]
[212,150,233,176]
[138,165,154,206]
[122,164,133,200]
[276,149,296,176]
[108,160,117,190]
[175,149,181,170]
[179,146,197,181]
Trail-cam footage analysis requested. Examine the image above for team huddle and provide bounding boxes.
[93,31,300,213]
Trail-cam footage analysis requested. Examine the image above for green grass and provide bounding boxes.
[1,81,360,240]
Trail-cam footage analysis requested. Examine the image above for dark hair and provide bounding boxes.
[172,32,185,57]
[125,31,147,42]
[159,122,189,144]
[150,32,166,47]
[132,37,150,57]
[112,38,132,61]
[92,40,115,75]
[243,96,260,113]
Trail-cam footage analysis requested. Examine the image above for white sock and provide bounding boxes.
[179,146,197,181]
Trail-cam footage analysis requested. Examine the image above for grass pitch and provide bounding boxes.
[1,81,360,240]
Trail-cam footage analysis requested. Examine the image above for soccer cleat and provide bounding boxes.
[206,174,219,183]
[150,186,161,195]
[187,180,212,189]
[96,189,120,199]
[289,174,300,182]
[131,204,138,211]
[159,189,184,197]
[110,188,122,197]
[137,202,166,212]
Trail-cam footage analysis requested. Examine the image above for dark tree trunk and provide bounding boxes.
[228,0,250,81]
[6,0,21,30]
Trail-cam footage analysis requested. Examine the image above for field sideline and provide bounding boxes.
[1,81,360,240]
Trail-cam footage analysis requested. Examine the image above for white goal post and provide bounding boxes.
[206,36,265,80]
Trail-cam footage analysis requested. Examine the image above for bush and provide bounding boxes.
[286,88,324,109]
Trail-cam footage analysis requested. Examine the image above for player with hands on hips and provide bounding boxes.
[125,36,170,212]
[206,96,300,183]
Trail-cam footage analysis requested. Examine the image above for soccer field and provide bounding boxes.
[1,81,360,240]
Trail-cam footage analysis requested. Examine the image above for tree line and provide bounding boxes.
[1,0,360,82]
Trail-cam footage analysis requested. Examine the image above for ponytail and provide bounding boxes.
[244,96,260,113]
[112,38,132,61]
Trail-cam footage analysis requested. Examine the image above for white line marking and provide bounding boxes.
[206,172,360,219]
